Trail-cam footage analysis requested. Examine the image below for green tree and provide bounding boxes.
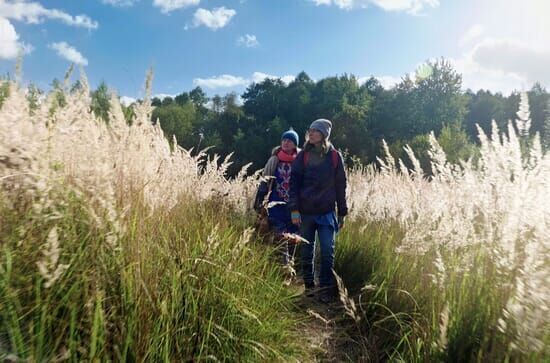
[0,81,9,108]
[308,74,372,159]
[161,96,174,106]
[527,83,549,136]
[242,78,286,124]
[50,78,67,109]
[152,103,196,148]
[437,122,478,164]
[543,98,550,152]
[282,71,314,132]
[464,90,507,140]
[91,81,110,123]
[190,87,208,107]
[122,104,135,125]
[410,59,468,136]
[175,92,190,106]
[26,83,43,115]
[151,97,162,107]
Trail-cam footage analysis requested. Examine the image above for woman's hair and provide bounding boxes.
[303,131,330,154]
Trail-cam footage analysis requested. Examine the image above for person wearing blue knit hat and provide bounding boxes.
[281,129,299,148]
[254,128,301,281]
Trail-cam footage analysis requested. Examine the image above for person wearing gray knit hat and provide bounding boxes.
[309,118,332,139]
[289,117,348,304]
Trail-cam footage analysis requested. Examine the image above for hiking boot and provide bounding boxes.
[304,281,316,298]
[317,287,336,304]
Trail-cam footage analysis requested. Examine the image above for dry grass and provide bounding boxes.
[1,66,548,361]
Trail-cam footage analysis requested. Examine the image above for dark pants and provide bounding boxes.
[269,212,298,265]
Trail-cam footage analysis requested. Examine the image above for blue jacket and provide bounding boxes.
[289,144,348,217]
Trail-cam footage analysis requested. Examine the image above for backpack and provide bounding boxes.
[303,149,339,169]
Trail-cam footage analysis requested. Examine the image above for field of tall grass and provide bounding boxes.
[1,68,548,361]
[0,70,312,361]
[335,92,549,361]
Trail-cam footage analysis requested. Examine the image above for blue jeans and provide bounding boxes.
[300,212,338,288]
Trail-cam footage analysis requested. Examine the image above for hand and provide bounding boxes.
[253,197,264,213]
[253,202,262,213]
[291,211,301,226]
[338,215,345,230]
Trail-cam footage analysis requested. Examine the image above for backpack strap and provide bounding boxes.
[331,149,339,169]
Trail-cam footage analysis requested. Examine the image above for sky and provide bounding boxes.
[1,0,549,104]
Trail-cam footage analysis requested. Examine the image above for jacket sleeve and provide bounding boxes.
[288,151,304,212]
[254,156,278,210]
[335,152,348,217]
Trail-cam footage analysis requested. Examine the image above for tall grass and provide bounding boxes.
[1,188,308,361]
[1,66,548,361]
[0,70,309,361]
[335,92,549,361]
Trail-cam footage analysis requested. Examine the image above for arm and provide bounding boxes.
[288,151,304,214]
[254,156,278,211]
[335,152,348,217]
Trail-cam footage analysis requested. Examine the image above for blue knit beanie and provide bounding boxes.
[309,118,332,139]
[281,129,299,146]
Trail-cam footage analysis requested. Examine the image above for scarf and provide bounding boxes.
[277,149,297,163]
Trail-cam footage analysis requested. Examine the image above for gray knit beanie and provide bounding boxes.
[309,118,332,139]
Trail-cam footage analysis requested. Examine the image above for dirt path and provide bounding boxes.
[289,282,364,362]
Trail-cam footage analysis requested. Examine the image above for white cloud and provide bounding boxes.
[452,56,525,95]
[0,0,98,29]
[0,16,32,59]
[194,72,295,90]
[153,0,200,13]
[102,0,139,7]
[252,72,295,84]
[251,72,276,83]
[237,34,259,48]
[192,7,235,30]
[357,75,401,89]
[471,39,550,85]
[311,0,331,5]
[373,0,438,14]
[49,42,88,66]
[310,0,439,14]
[451,37,550,94]
[460,24,483,46]
[120,95,136,106]
[193,74,248,89]
[281,75,296,84]
[448,1,550,94]
[377,75,401,88]
[152,93,176,100]
[204,99,214,110]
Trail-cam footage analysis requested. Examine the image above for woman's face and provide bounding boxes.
[281,138,296,153]
[308,129,323,145]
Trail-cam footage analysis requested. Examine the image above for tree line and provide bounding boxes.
[5,59,550,176]
[148,59,550,175]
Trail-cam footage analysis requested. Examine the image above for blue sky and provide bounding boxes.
[1,0,549,103]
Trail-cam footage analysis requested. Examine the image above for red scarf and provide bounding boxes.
[277,149,297,163]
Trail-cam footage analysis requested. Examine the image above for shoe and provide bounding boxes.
[304,282,316,297]
[317,287,335,304]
